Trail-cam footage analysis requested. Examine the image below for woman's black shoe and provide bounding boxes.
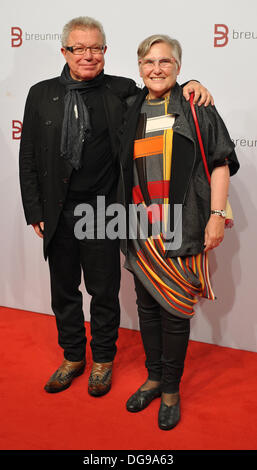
[158,397,180,430]
[126,387,161,412]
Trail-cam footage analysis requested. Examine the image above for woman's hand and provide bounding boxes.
[183,81,214,106]
[204,215,225,251]
[32,222,44,238]
[204,164,229,251]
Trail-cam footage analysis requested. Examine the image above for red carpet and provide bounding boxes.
[0,306,256,451]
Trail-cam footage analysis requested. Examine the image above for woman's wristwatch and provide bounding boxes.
[211,209,226,218]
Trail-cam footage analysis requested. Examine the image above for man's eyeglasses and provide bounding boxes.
[139,57,177,69]
[65,45,105,55]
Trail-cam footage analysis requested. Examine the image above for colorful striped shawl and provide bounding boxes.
[126,97,215,319]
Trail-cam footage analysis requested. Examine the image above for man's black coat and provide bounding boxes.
[19,74,138,259]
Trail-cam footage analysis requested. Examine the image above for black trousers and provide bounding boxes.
[134,276,191,393]
[48,199,121,363]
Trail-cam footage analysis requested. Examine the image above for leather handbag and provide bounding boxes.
[189,93,234,228]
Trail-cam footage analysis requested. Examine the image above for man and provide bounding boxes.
[19,16,213,397]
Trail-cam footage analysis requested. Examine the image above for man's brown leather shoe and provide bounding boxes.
[44,358,85,393]
[88,361,113,397]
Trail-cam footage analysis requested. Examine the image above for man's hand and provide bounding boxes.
[204,215,225,252]
[32,222,44,238]
[183,81,214,107]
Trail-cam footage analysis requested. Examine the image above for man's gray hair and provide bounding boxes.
[137,34,182,67]
[61,16,106,46]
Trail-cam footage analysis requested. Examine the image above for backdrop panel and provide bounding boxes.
[1,0,256,352]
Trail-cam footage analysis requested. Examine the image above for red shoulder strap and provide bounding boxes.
[189,93,211,184]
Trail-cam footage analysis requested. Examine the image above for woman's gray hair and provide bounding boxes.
[61,16,106,46]
[137,34,182,67]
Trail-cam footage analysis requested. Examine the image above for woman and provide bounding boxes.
[118,35,239,430]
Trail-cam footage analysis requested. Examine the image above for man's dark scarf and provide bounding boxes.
[59,63,104,170]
